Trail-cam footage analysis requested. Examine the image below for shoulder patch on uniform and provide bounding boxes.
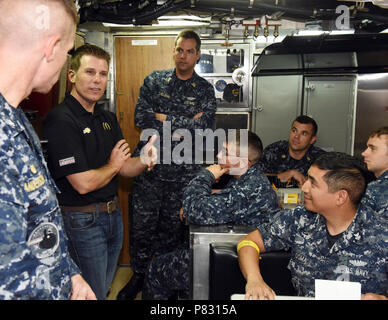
[27,222,60,259]
[59,156,75,167]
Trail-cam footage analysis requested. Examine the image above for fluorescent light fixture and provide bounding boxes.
[156,19,210,27]
[102,23,134,27]
[338,0,388,8]
[158,14,210,22]
[103,15,211,28]
[296,29,354,36]
[102,21,209,28]
[297,30,326,36]
[358,73,388,81]
[254,35,286,43]
[329,29,355,34]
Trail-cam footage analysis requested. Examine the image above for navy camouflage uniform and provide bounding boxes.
[129,68,217,274]
[361,170,388,219]
[258,205,388,297]
[0,94,79,299]
[142,248,190,300]
[258,140,326,187]
[183,164,279,225]
[142,164,280,300]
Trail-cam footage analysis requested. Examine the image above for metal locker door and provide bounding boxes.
[252,75,302,148]
[303,76,356,154]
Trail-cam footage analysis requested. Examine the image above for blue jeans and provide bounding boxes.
[61,206,123,300]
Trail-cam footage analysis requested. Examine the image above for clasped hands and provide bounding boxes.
[110,135,158,172]
[154,111,203,122]
[277,169,307,187]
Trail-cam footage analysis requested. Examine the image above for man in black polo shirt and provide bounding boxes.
[258,115,326,188]
[43,44,156,300]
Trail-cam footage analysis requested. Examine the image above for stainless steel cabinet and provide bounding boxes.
[354,73,388,158]
[190,225,255,300]
[252,74,357,154]
[250,35,388,157]
[251,75,302,148]
[303,76,356,154]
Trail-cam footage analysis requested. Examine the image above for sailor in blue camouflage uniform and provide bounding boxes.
[117,30,217,300]
[0,0,95,299]
[182,134,279,226]
[361,127,388,219]
[142,131,280,300]
[0,95,81,299]
[258,115,325,188]
[239,152,387,300]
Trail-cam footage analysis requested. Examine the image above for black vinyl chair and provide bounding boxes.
[209,242,296,299]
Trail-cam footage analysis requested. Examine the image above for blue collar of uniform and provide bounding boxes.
[172,68,198,84]
[242,163,260,178]
[286,140,315,161]
[0,93,25,139]
[378,170,388,181]
[1,94,60,194]
[321,205,369,256]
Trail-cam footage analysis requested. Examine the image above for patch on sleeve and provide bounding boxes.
[59,156,75,167]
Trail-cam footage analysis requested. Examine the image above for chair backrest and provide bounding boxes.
[209,242,296,299]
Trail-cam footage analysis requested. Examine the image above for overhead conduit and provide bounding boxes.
[80,0,191,25]
[79,0,388,27]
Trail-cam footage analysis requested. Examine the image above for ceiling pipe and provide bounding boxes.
[192,0,388,23]
[80,0,190,24]
[192,0,322,17]
[79,0,388,27]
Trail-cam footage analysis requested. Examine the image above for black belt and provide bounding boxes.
[60,199,117,214]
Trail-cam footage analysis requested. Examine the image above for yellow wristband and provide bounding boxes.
[237,240,260,256]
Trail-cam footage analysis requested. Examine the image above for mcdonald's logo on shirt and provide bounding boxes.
[102,122,111,130]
